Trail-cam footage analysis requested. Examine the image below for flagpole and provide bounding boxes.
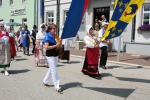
[117,36,121,61]
[56,0,60,36]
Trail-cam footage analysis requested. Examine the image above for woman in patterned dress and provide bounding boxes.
[0,22,11,76]
[35,24,48,67]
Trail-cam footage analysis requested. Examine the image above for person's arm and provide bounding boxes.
[30,30,34,39]
[104,18,107,22]
[99,20,102,23]
[17,34,22,41]
[27,30,32,39]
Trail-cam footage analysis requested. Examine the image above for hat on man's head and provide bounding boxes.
[101,22,109,26]
[33,25,37,28]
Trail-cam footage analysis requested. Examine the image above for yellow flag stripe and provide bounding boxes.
[114,0,118,9]
[119,0,145,23]
[102,20,118,41]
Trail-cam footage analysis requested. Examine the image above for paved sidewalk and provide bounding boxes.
[70,48,150,67]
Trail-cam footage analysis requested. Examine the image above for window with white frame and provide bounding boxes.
[47,12,54,24]
[10,19,14,22]
[64,10,68,23]
[22,0,27,3]
[10,0,13,5]
[143,4,150,24]
[22,18,27,26]
[0,0,3,7]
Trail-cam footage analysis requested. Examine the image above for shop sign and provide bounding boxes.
[11,7,26,15]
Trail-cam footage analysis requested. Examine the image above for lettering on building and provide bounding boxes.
[11,7,26,15]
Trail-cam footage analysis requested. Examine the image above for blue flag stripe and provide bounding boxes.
[61,0,86,39]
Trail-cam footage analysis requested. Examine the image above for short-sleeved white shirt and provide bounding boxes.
[98,28,108,47]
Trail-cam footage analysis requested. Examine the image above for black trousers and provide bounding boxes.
[32,40,35,53]
[23,47,29,54]
[100,46,108,66]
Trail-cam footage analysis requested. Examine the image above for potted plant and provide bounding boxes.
[137,24,150,33]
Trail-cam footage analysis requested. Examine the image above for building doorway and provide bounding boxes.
[93,7,110,27]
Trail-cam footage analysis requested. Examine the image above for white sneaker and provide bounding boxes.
[4,71,9,76]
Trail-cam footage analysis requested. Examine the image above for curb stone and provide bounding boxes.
[70,55,150,69]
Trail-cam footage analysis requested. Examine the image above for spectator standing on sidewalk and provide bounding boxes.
[94,18,100,29]
[99,15,107,27]
[0,22,11,76]
[42,24,63,94]
[98,22,110,69]
[81,25,101,80]
[31,25,38,54]
[93,24,99,38]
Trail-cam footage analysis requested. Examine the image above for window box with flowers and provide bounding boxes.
[137,24,150,34]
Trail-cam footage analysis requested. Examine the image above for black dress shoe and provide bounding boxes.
[99,65,103,68]
[102,65,107,69]
[94,76,101,80]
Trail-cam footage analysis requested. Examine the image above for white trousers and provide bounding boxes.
[43,56,60,90]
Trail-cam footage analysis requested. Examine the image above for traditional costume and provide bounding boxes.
[81,25,101,79]
[34,24,48,66]
[0,31,11,68]
[16,26,23,51]
[6,26,16,60]
[99,22,109,69]
[59,26,70,63]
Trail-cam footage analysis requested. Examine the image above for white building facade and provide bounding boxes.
[44,0,150,55]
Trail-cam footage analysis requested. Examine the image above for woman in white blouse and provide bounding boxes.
[7,26,17,61]
[34,24,48,67]
[81,25,101,80]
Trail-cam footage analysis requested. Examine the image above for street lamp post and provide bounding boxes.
[56,0,60,37]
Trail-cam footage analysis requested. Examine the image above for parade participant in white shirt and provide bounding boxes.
[6,26,17,61]
[59,26,70,63]
[34,23,48,67]
[98,22,110,69]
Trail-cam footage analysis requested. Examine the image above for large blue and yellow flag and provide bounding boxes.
[102,0,145,41]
